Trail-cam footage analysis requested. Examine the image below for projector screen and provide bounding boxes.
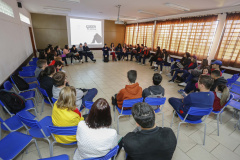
[68,17,104,48]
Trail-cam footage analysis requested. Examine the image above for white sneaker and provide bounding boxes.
[138,63,141,65]
[61,69,66,72]
[160,71,162,74]
[71,63,74,65]
[166,73,171,76]
[179,82,187,87]
[142,64,145,66]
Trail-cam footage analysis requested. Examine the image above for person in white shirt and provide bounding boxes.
[73,98,118,160]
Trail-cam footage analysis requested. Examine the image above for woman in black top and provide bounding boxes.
[70,45,80,62]
[115,43,122,60]
[149,46,162,66]
[38,65,56,100]
[131,44,140,61]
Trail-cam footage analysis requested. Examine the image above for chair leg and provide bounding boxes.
[170,111,175,127]
[162,112,164,127]
[0,125,1,140]
[33,108,39,121]
[203,123,207,145]
[33,139,42,158]
[217,114,220,136]
[33,98,38,113]
[117,115,122,134]
[220,113,223,124]
[46,138,52,157]
[114,107,116,121]
[177,122,182,141]
[41,99,44,115]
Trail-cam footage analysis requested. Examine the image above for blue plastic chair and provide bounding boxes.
[234,81,240,86]
[145,97,166,127]
[170,107,213,145]
[221,69,226,74]
[10,75,40,102]
[85,101,94,113]
[176,59,180,62]
[0,98,38,120]
[38,154,69,160]
[52,98,57,104]
[114,98,143,134]
[47,126,78,157]
[39,87,53,115]
[22,65,37,71]
[4,81,38,108]
[32,57,39,62]
[212,94,234,136]
[24,77,38,83]
[29,61,37,66]
[17,110,53,156]
[230,85,240,95]
[83,145,119,160]
[0,115,30,140]
[0,132,42,159]
[19,70,35,77]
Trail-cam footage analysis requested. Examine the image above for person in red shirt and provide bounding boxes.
[213,84,230,111]
[138,46,149,65]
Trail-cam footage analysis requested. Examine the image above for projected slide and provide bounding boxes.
[70,18,103,47]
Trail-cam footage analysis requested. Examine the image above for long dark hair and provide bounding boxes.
[64,45,69,50]
[85,98,112,129]
[117,43,122,48]
[200,59,208,69]
[39,66,55,80]
[110,43,114,48]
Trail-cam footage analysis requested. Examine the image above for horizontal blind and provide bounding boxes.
[215,14,240,68]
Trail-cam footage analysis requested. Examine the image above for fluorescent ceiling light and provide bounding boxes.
[43,7,71,13]
[138,10,159,16]
[165,3,190,11]
[55,0,80,3]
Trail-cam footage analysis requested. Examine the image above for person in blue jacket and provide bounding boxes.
[115,43,123,60]
[169,55,197,83]
[102,44,109,61]
[83,42,96,62]
[169,74,214,121]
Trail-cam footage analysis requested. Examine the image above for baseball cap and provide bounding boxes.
[211,60,222,65]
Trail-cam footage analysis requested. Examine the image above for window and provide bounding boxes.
[0,0,14,17]
[154,23,172,50]
[19,13,31,25]
[215,13,240,68]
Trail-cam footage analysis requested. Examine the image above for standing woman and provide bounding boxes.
[62,45,70,66]
[115,43,122,60]
[109,43,117,61]
[73,98,117,160]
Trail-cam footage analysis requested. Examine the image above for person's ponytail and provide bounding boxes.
[219,85,230,106]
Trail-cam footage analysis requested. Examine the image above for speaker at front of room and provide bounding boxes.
[17,2,22,8]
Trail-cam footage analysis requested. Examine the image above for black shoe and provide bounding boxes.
[168,80,174,83]
[126,59,128,61]
[85,61,88,62]
[130,59,132,61]
[93,59,96,63]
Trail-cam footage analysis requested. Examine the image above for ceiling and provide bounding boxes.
[20,0,240,22]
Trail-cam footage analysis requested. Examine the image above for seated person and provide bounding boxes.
[35,59,48,78]
[62,45,70,66]
[77,43,84,63]
[138,46,149,65]
[53,60,63,72]
[211,60,222,76]
[135,44,144,62]
[70,45,80,62]
[38,65,56,99]
[130,44,140,61]
[155,49,170,74]
[213,84,230,111]
[52,72,84,110]
[167,52,191,76]
[47,49,56,65]
[102,43,109,61]
[169,56,197,83]
[149,46,162,66]
[115,70,142,110]
[126,45,133,61]
[142,73,165,98]
[118,102,177,160]
[122,45,128,61]
[169,75,214,121]
[115,43,123,60]
[210,70,227,91]
[52,86,84,144]
[73,98,118,160]
[83,42,96,62]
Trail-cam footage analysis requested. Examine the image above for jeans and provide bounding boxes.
[184,81,196,94]
[180,70,190,82]
[170,64,179,76]
[84,51,94,61]
[171,69,185,81]
[185,74,194,83]
[139,55,147,64]
[62,57,67,65]
[149,57,157,66]
[168,98,184,114]
[82,88,98,108]
[156,61,164,71]
[116,52,122,60]
[130,52,135,61]
[103,53,109,60]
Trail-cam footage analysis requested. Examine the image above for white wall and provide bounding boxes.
[0,0,34,85]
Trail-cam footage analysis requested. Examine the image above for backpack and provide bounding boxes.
[147,91,163,110]
[0,90,26,114]
[11,74,29,91]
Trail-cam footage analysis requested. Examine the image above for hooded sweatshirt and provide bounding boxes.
[117,83,142,109]
[142,85,165,98]
[210,77,227,91]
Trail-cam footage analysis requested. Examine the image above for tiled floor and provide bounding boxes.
[2,56,240,160]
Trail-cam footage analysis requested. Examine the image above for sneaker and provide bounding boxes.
[168,80,174,83]
[151,66,155,69]
[126,59,128,61]
[142,64,145,66]
[154,68,158,71]
[61,69,66,72]
[179,82,187,87]
[138,63,141,65]
[130,59,133,61]
[71,63,74,65]
[93,59,96,63]
[166,73,171,76]
[160,71,162,74]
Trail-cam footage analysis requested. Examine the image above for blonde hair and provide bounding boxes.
[56,86,77,110]
[217,84,230,106]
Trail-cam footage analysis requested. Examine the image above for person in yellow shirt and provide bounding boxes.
[52,86,84,144]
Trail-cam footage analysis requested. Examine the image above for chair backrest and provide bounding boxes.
[39,87,50,98]
[51,98,57,104]
[84,145,119,160]
[187,107,213,117]
[85,101,94,110]
[19,71,35,77]
[226,93,234,106]
[47,126,77,136]
[3,81,13,91]
[144,97,166,106]
[29,61,37,66]
[22,66,37,71]
[221,69,226,74]
[17,111,41,129]
[122,98,143,108]
[0,100,13,116]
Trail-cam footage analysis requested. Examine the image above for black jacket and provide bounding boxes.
[123,127,177,160]
[102,47,109,54]
[83,46,90,52]
[38,76,54,98]
[70,48,78,53]
[211,77,227,91]
[180,57,191,67]
[142,85,165,98]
